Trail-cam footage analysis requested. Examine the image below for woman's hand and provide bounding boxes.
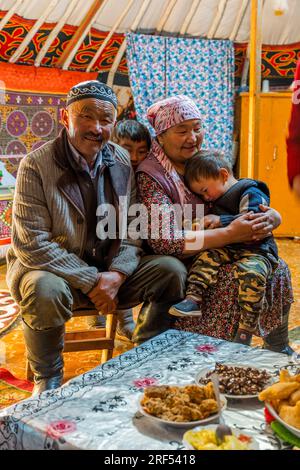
[226,213,258,243]
[190,215,221,231]
[183,209,279,254]
[202,214,221,229]
[184,213,257,253]
[248,205,281,240]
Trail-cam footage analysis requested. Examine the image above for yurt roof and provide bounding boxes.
[1,0,300,73]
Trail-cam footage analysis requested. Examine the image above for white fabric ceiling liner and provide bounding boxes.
[1,0,300,45]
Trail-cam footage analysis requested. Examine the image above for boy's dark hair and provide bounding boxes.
[185,150,233,184]
[113,119,152,150]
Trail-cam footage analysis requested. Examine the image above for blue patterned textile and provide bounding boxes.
[126,33,235,158]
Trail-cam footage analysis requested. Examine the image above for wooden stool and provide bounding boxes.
[26,309,117,381]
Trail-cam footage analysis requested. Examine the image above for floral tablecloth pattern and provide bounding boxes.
[0,330,297,450]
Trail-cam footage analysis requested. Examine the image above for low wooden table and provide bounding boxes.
[0,330,298,450]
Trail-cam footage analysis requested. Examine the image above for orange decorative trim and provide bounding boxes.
[0,63,98,93]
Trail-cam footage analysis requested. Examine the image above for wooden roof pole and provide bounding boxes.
[107,0,151,88]
[156,0,178,33]
[247,0,262,178]
[0,0,24,31]
[35,0,80,67]
[86,0,135,73]
[56,0,105,70]
[9,0,59,63]
[207,0,228,39]
[229,0,249,41]
[180,0,201,35]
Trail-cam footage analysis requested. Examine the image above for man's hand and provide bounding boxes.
[88,271,126,315]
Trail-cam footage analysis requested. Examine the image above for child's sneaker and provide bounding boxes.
[169,299,202,317]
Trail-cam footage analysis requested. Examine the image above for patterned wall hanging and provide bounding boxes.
[234,42,300,86]
[0,90,65,155]
[0,12,127,74]
[0,12,299,85]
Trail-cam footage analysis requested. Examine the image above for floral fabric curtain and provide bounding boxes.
[126,33,235,157]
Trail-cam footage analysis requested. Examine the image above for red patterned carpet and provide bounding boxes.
[0,368,33,409]
[0,290,20,339]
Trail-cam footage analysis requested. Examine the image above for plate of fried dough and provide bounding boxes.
[139,383,227,428]
[259,369,300,437]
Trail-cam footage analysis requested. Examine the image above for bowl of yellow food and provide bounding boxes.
[183,424,259,450]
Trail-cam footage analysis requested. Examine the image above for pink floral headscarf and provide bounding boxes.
[147,95,202,135]
[146,95,203,207]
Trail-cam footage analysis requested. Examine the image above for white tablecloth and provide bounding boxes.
[0,330,298,450]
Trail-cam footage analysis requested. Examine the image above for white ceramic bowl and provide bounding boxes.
[195,364,274,399]
[266,402,300,438]
[139,394,227,428]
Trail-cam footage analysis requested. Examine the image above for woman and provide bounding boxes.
[135,95,293,353]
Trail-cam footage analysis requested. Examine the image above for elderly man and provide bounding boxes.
[7,81,187,394]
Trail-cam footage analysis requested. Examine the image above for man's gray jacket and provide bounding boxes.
[6,136,143,303]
